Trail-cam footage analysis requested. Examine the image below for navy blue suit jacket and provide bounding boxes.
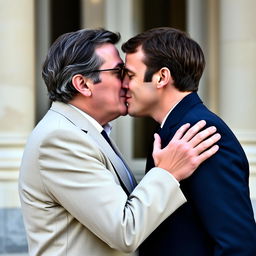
[139,93,256,256]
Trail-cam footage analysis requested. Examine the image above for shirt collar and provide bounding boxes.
[68,104,112,135]
[160,101,180,128]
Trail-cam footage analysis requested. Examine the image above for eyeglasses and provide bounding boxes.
[90,66,126,79]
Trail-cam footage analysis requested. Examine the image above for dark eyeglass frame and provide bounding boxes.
[90,66,126,79]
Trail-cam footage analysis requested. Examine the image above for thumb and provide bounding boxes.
[152,133,162,156]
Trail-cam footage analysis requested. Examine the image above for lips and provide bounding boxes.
[120,89,131,102]
[120,89,127,97]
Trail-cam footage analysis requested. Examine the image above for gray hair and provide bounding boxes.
[42,28,121,103]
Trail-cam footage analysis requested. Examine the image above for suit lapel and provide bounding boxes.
[162,93,202,129]
[159,93,202,140]
[50,101,135,194]
[108,137,138,188]
[146,93,202,172]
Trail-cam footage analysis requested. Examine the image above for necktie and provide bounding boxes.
[101,130,116,153]
[101,130,136,189]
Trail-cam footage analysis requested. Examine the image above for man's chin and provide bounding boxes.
[127,110,138,117]
[125,105,142,117]
[121,110,128,116]
[120,106,128,116]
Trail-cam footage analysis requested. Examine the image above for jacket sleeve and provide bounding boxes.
[183,122,256,255]
[39,128,186,253]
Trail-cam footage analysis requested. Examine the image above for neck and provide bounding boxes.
[69,97,116,126]
[153,91,191,124]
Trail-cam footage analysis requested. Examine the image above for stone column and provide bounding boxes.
[0,0,35,252]
[219,0,256,199]
[187,0,208,102]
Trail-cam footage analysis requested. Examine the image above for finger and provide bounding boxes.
[152,133,161,155]
[197,144,219,163]
[172,123,191,140]
[194,133,221,154]
[181,120,206,142]
[189,126,217,148]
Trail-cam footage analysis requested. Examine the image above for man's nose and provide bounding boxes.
[122,75,129,88]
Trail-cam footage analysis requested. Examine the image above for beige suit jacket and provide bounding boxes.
[19,101,186,256]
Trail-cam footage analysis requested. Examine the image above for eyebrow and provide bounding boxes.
[124,67,135,74]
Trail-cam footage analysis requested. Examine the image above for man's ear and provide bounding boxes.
[72,74,92,97]
[156,67,173,88]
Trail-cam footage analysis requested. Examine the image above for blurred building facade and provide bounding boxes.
[0,0,255,254]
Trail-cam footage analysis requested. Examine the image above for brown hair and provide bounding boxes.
[122,27,205,92]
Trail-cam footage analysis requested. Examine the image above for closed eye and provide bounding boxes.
[125,71,135,79]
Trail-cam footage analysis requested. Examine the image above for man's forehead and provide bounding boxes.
[126,45,145,59]
[96,43,120,57]
[125,48,145,69]
[96,43,123,67]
